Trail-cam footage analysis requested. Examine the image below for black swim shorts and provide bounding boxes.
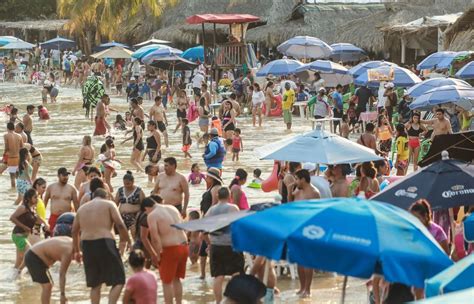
[210,245,244,277]
[157,121,167,133]
[25,250,53,284]
[81,238,125,288]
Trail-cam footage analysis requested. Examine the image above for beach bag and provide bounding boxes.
[187,101,199,123]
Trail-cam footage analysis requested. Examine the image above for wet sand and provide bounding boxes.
[0,82,366,303]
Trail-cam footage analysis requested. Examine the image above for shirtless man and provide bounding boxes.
[24,236,73,304]
[421,108,452,139]
[130,98,145,122]
[357,122,377,152]
[44,168,79,233]
[292,169,320,299]
[145,196,188,304]
[15,122,28,143]
[22,105,35,145]
[72,188,129,304]
[3,122,23,188]
[326,164,350,198]
[149,96,169,147]
[152,157,189,217]
[93,94,110,136]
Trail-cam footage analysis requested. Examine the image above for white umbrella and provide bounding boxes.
[255,126,383,164]
[134,38,171,47]
[91,46,133,59]
[0,39,35,50]
[297,70,353,87]
[277,36,333,59]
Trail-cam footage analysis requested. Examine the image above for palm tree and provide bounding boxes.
[57,0,177,54]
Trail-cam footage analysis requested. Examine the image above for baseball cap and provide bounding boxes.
[57,167,71,176]
[209,128,219,136]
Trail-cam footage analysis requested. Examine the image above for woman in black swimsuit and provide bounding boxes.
[174,90,188,133]
[144,121,162,164]
[122,117,144,172]
[222,101,236,140]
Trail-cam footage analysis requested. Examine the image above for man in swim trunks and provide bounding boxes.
[149,96,169,147]
[94,94,110,136]
[22,105,35,145]
[72,188,129,304]
[44,168,79,233]
[3,122,23,188]
[144,196,188,304]
[420,108,453,140]
[25,236,73,304]
[152,157,189,217]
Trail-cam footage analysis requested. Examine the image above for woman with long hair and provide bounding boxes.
[15,148,32,205]
[72,135,95,189]
[355,162,380,198]
[122,117,144,173]
[174,90,189,133]
[405,112,426,171]
[197,93,211,134]
[375,114,393,155]
[10,189,48,272]
[102,138,119,192]
[264,81,275,117]
[395,123,409,176]
[222,100,236,140]
[229,168,249,210]
[252,83,264,127]
[31,178,47,242]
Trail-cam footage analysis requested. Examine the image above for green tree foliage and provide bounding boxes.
[0,0,56,21]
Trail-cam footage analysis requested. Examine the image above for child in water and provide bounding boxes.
[187,210,201,264]
[114,114,127,130]
[252,168,263,184]
[341,114,350,139]
[188,163,205,185]
[232,128,243,161]
[182,118,192,159]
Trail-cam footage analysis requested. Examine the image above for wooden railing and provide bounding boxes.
[213,43,246,68]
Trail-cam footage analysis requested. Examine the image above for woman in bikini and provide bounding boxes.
[197,94,211,134]
[404,112,427,171]
[122,117,144,173]
[143,121,161,165]
[72,135,95,189]
[355,162,380,199]
[375,114,393,155]
[174,90,188,133]
[222,101,236,140]
[102,138,120,192]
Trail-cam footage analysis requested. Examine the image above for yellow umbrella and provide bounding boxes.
[91,46,133,59]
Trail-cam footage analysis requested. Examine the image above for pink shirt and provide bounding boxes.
[126,270,158,304]
[231,184,249,210]
[428,222,447,244]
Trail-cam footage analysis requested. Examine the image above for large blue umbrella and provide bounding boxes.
[142,47,183,65]
[409,85,474,111]
[348,60,398,79]
[0,36,22,46]
[181,45,204,62]
[131,44,170,60]
[425,254,474,297]
[417,51,471,70]
[354,65,421,88]
[455,61,474,80]
[409,288,474,304]
[256,59,303,77]
[94,41,129,52]
[371,158,474,211]
[40,36,76,50]
[295,59,348,74]
[232,198,452,288]
[329,43,367,62]
[0,39,35,50]
[277,36,332,59]
[406,78,471,98]
[464,213,474,242]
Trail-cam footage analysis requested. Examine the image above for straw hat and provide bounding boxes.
[206,167,223,184]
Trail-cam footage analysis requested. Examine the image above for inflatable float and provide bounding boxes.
[262,95,283,117]
[262,161,280,192]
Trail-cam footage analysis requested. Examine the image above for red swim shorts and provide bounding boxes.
[159,244,189,284]
[181,145,191,153]
[408,138,420,149]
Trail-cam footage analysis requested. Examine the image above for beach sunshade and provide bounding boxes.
[94,41,129,52]
[181,46,204,62]
[255,126,382,164]
[277,36,332,59]
[82,75,105,111]
[425,254,474,297]
[409,288,474,304]
[142,47,183,65]
[407,78,471,98]
[456,61,474,80]
[134,38,171,47]
[295,59,348,74]
[91,46,133,59]
[40,36,76,50]
[329,43,367,62]
[417,51,471,70]
[0,39,35,50]
[296,70,353,87]
[148,55,197,70]
[409,85,474,111]
[131,44,170,60]
[0,36,22,46]
[355,65,421,88]
[231,198,452,288]
[464,213,474,242]
[256,59,303,77]
[348,60,398,79]
[419,131,474,167]
[371,157,474,211]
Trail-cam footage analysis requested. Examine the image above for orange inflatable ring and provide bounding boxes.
[262,95,282,117]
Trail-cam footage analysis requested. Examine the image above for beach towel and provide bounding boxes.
[82,75,105,112]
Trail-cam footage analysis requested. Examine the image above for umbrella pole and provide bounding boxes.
[340,276,348,304]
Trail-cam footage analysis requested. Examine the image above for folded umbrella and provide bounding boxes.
[418,131,474,167]
[256,59,303,77]
[455,61,474,80]
[409,85,474,111]
[407,78,471,98]
[277,36,332,59]
[425,254,474,297]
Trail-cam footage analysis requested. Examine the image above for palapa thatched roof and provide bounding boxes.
[444,6,474,51]
[0,19,68,31]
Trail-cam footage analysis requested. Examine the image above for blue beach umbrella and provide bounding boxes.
[417,51,471,70]
[354,65,421,88]
[231,198,452,288]
[406,78,471,98]
[131,44,170,60]
[409,85,474,111]
[456,61,474,79]
[295,59,348,74]
[40,36,76,50]
[277,36,332,59]
[0,39,35,50]
[425,254,474,297]
[329,43,367,62]
[348,60,397,78]
[141,47,183,65]
[464,213,474,242]
[256,59,303,77]
[181,45,204,62]
[409,288,474,304]
[0,36,21,46]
